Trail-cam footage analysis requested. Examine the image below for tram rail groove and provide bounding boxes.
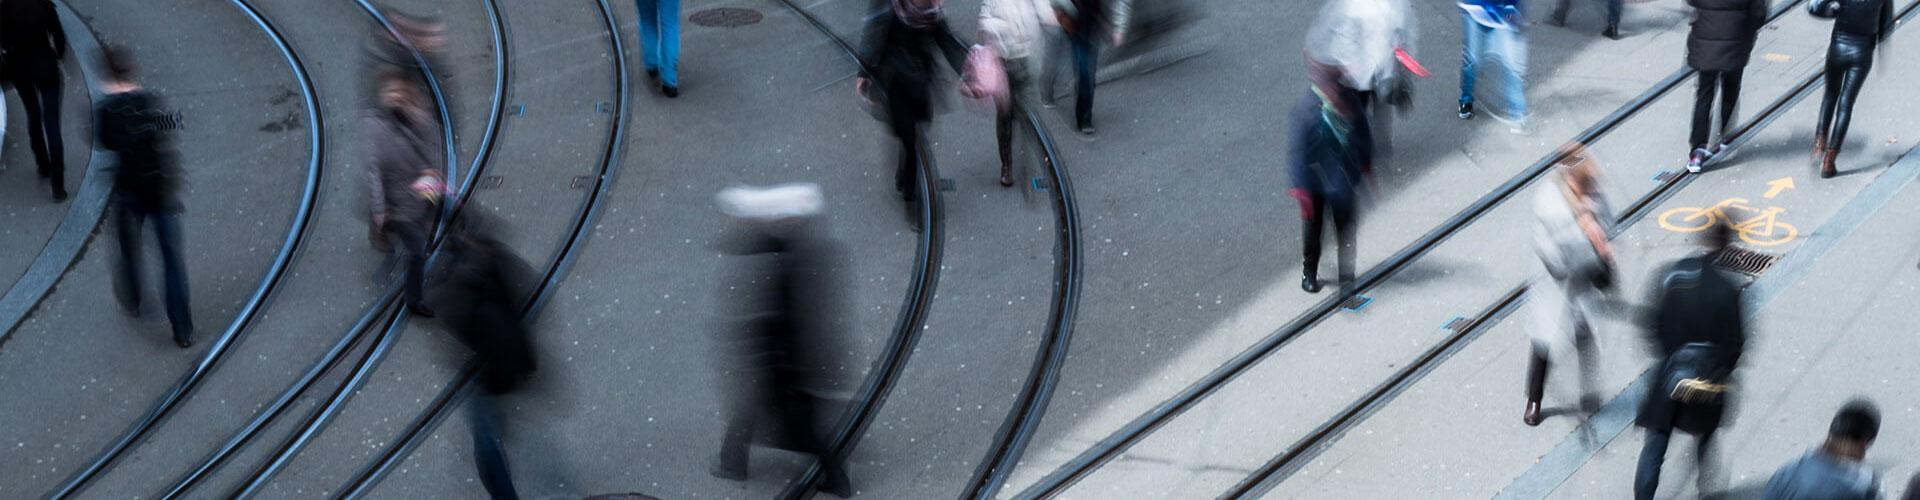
[771,1,951,497]
[330,0,631,495]
[1011,0,1814,496]
[1223,4,1917,496]
[45,0,326,495]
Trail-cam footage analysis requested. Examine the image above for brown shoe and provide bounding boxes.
[1000,163,1015,188]
[1820,149,1839,179]
[1523,401,1543,426]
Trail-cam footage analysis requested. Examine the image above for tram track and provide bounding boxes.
[1219,2,1920,497]
[44,0,327,495]
[1009,0,1828,497]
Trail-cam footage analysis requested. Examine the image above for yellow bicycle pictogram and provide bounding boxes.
[1657,197,1797,246]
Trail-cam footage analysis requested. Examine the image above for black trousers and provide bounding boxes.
[469,396,519,500]
[1690,70,1743,151]
[15,73,66,194]
[718,385,849,491]
[1551,0,1622,26]
[889,113,925,203]
[1300,192,1357,281]
[1635,426,1718,499]
[384,223,430,307]
[1815,59,1872,156]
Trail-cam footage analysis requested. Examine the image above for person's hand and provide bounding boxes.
[373,213,387,230]
[1111,31,1126,47]
[856,77,872,101]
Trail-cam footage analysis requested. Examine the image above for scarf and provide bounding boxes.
[892,0,944,29]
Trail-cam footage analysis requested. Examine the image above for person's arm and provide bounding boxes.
[1107,0,1132,45]
[1879,0,1895,40]
[934,21,970,75]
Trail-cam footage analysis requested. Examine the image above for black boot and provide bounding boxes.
[1602,24,1621,39]
[1301,270,1322,294]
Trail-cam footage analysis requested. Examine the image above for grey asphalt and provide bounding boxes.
[3,0,1914,497]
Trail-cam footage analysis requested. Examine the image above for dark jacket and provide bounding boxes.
[862,6,968,124]
[1763,451,1880,500]
[1827,0,1895,52]
[1288,89,1373,207]
[1687,0,1768,71]
[97,90,182,212]
[443,230,538,395]
[724,226,847,398]
[1637,254,1747,434]
[0,0,68,83]
[364,111,439,231]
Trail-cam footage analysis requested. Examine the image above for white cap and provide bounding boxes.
[716,182,825,222]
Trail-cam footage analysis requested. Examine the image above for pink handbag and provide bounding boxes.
[962,44,1010,114]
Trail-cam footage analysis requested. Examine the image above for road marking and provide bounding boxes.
[1763,177,1795,198]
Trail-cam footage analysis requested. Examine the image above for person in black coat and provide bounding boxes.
[2,0,71,200]
[439,212,538,500]
[1683,0,1767,172]
[1811,0,1895,178]
[1634,223,1747,500]
[97,46,194,348]
[1289,63,1373,294]
[858,0,967,229]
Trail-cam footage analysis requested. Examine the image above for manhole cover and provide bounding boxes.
[690,7,763,27]
[1712,246,1780,276]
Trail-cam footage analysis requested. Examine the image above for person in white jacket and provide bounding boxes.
[976,0,1051,186]
[1525,147,1614,426]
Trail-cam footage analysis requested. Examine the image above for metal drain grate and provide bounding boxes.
[689,7,763,27]
[1712,246,1781,276]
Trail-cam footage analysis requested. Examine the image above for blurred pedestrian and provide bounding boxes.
[1291,63,1373,294]
[1763,399,1882,499]
[635,0,682,97]
[1045,0,1117,134]
[366,70,443,318]
[858,0,967,229]
[2,0,71,201]
[969,0,1050,186]
[1809,0,1895,178]
[1683,0,1767,173]
[1457,0,1531,134]
[710,183,853,498]
[1635,222,1746,500]
[1524,146,1613,426]
[1308,0,1419,161]
[1548,0,1624,39]
[98,46,193,349]
[1904,472,1919,500]
[440,213,538,500]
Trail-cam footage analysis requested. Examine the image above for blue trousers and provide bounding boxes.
[635,0,681,87]
[1460,14,1529,120]
[114,199,193,343]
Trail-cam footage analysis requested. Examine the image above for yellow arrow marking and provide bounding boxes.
[1764,177,1795,198]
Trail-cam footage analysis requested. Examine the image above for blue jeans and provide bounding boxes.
[1460,14,1528,120]
[114,199,193,343]
[635,0,681,86]
[470,397,518,500]
[1071,28,1098,126]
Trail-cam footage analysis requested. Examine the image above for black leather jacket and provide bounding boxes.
[1824,0,1894,60]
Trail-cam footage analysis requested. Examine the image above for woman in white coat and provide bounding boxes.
[1526,147,1614,426]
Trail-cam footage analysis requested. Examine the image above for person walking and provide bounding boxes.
[859,0,966,228]
[635,0,682,97]
[366,70,443,318]
[1683,0,1767,173]
[440,214,538,500]
[1457,0,1531,134]
[1548,0,1625,39]
[1046,0,1113,134]
[1634,222,1747,500]
[1291,63,1373,294]
[1763,400,1882,499]
[98,46,194,349]
[1810,0,1895,178]
[1308,0,1418,163]
[3,0,72,201]
[710,183,853,498]
[972,0,1050,186]
[1524,147,1613,426]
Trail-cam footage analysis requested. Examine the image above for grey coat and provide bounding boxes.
[364,111,439,231]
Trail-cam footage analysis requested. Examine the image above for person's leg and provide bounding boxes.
[1042,30,1068,106]
[1460,15,1484,112]
[635,0,662,73]
[113,202,147,314]
[1605,0,1624,35]
[784,389,851,496]
[1332,200,1358,285]
[1072,32,1098,131]
[1297,190,1326,291]
[468,398,520,500]
[997,109,1017,184]
[387,224,430,311]
[1525,342,1548,424]
[1717,70,1744,148]
[152,211,195,345]
[18,77,66,197]
[1497,29,1530,123]
[893,117,921,203]
[36,76,65,194]
[1573,320,1600,411]
[658,0,681,88]
[1814,61,1843,150]
[1549,0,1572,25]
[1827,64,1871,158]
[1635,428,1673,500]
[1690,71,1722,151]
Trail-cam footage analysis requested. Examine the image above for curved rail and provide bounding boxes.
[154,1,511,495]
[329,0,633,495]
[45,0,326,496]
[1011,0,1814,496]
[769,2,950,498]
[1220,4,1920,496]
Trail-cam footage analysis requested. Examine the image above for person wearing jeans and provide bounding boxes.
[636,0,682,97]
[1458,0,1529,133]
[97,46,194,348]
[1684,0,1766,172]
